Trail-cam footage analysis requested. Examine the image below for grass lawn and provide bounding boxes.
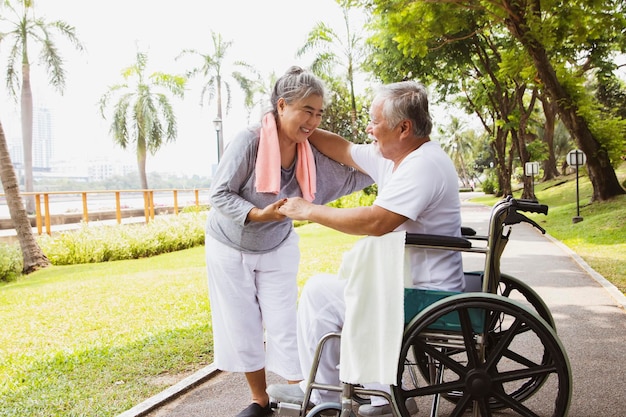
[0,226,361,417]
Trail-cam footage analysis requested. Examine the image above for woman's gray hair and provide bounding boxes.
[268,66,327,116]
[375,81,433,138]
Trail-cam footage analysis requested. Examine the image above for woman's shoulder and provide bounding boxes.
[228,124,261,148]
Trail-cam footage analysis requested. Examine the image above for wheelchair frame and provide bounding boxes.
[272,196,572,417]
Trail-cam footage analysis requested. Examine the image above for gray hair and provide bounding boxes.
[268,66,327,116]
[375,81,432,138]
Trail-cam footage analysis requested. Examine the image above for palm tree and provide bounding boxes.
[297,1,369,141]
[98,50,185,190]
[0,0,84,213]
[0,118,50,274]
[439,116,474,188]
[177,30,259,161]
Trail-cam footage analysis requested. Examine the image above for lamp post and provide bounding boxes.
[567,149,586,224]
[524,161,539,199]
[213,117,223,163]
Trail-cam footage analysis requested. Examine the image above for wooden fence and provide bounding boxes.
[0,188,211,236]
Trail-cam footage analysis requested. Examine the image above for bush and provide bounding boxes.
[0,243,22,282]
[480,171,499,195]
[327,190,376,209]
[0,211,208,281]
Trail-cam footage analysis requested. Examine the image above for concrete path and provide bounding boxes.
[119,196,626,417]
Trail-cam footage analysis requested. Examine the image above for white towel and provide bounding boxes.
[338,231,407,385]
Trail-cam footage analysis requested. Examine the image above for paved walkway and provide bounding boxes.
[118,196,626,417]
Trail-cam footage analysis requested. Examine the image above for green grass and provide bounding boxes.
[0,225,360,417]
[473,162,626,294]
[0,247,212,417]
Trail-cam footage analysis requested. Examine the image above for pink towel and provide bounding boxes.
[255,113,317,202]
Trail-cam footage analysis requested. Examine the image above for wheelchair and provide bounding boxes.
[272,196,572,417]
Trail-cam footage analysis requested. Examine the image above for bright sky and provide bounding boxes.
[0,0,365,177]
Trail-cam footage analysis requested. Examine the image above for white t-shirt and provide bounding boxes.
[351,141,464,291]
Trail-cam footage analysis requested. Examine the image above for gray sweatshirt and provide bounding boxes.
[206,125,373,253]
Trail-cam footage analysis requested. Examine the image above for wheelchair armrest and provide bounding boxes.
[405,233,472,249]
[461,226,476,236]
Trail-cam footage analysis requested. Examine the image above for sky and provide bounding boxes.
[0,0,366,177]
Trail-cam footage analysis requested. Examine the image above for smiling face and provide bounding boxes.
[277,94,324,144]
[366,98,401,159]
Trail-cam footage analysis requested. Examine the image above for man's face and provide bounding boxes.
[366,99,398,159]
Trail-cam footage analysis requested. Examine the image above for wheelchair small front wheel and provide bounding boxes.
[305,402,354,417]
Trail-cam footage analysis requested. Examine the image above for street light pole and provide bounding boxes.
[213,117,223,163]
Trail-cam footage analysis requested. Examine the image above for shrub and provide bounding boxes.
[0,211,209,281]
[327,190,376,209]
[481,171,499,195]
[0,243,22,282]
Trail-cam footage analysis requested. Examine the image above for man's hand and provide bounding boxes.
[278,197,314,221]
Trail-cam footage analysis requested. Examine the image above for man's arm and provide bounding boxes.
[309,128,361,170]
[279,197,407,236]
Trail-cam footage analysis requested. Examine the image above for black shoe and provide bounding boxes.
[235,402,272,417]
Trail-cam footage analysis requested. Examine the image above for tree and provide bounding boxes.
[297,0,370,141]
[177,31,258,160]
[0,118,49,274]
[98,50,185,190]
[438,116,474,188]
[498,0,626,201]
[365,3,522,196]
[364,0,625,201]
[0,0,84,212]
[319,75,371,144]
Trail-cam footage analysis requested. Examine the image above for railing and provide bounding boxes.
[0,188,211,236]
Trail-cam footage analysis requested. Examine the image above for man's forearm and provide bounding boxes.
[306,205,389,236]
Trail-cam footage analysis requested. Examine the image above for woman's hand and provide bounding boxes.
[247,199,288,222]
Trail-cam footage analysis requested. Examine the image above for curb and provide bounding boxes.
[117,364,220,417]
[544,233,626,311]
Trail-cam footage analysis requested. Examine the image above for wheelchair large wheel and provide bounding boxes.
[413,273,557,409]
[393,294,571,417]
[498,273,555,329]
[306,402,355,417]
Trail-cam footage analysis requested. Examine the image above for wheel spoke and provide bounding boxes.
[501,346,543,369]
[401,378,465,398]
[485,316,523,371]
[491,385,541,417]
[492,363,558,384]
[449,394,473,417]
[458,307,480,366]
[413,339,467,376]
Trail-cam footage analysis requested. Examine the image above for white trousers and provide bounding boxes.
[205,232,303,380]
[297,274,389,406]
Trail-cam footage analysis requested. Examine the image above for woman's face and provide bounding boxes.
[277,94,324,144]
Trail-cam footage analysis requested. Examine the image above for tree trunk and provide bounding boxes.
[540,95,560,180]
[137,136,149,190]
[514,85,537,200]
[348,66,359,142]
[0,120,50,274]
[503,1,625,201]
[216,74,224,159]
[21,61,35,213]
[492,127,512,196]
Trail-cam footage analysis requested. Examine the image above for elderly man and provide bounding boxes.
[268,81,464,417]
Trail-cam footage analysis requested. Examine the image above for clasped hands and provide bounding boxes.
[277,197,312,221]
